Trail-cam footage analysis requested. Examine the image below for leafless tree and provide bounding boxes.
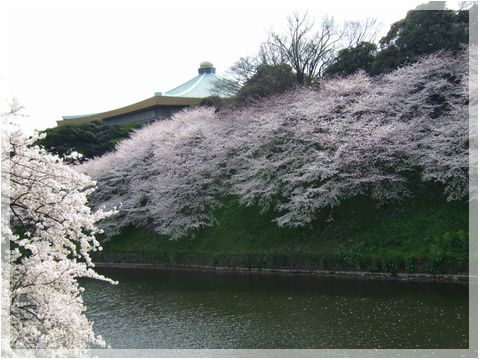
[209,57,251,96]
[226,56,259,86]
[257,41,287,67]
[210,77,241,98]
[344,18,382,48]
[222,12,382,88]
[222,45,287,88]
[265,12,344,84]
[1,98,27,119]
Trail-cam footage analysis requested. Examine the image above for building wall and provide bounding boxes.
[103,105,188,126]
[155,105,187,120]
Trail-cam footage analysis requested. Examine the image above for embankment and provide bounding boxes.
[94,192,469,276]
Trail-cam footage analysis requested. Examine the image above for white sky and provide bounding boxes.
[1,0,460,133]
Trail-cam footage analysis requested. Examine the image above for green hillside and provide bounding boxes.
[97,184,469,275]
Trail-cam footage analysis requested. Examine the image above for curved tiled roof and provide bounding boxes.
[59,61,237,125]
[163,72,236,98]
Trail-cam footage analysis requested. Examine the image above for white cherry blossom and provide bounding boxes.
[2,128,117,355]
[82,49,471,238]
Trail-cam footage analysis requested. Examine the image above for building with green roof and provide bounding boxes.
[57,61,237,126]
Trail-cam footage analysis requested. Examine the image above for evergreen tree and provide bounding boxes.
[371,2,469,74]
[323,42,377,76]
[236,64,296,103]
[37,121,141,160]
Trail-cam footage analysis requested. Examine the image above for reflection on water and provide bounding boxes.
[82,268,468,349]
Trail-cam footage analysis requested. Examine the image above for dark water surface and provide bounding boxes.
[82,267,468,349]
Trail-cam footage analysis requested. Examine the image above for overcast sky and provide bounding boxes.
[2,0,460,133]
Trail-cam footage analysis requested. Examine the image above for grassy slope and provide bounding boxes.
[99,186,468,274]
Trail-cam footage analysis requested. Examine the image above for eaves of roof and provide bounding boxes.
[57,95,201,126]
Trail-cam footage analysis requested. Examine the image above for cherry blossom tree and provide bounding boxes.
[81,108,228,239]
[82,48,471,239]
[2,125,117,355]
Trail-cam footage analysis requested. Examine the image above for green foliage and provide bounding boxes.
[381,5,468,54]
[370,46,404,75]
[323,42,377,77]
[198,96,236,113]
[37,121,142,160]
[199,64,296,111]
[199,96,223,109]
[99,186,468,275]
[384,255,404,275]
[236,63,296,103]
[371,3,469,74]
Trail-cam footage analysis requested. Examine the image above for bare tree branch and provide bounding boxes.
[263,12,345,84]
[344,18,382,48]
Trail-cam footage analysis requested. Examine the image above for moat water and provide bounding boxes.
[82,267,469,349]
